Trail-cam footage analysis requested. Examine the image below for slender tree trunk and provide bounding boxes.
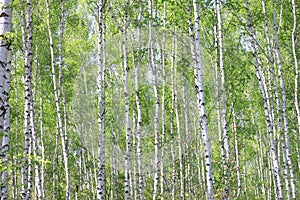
[182,64,191,198]
[96,1,106,200]
[40,95,45,199]
[192,1,215,199]
[0,0,12,198]
[291,0,300,139]
[52,119,59,199]
[245,1,284,198]
[121,1,132,199]
[291,0,300,175]
[216,2,230,197]
[172,36,184,199]
[171,35,176,200]
[12,57,19,200]
[147,1,160,199]
[21,0,33,198]
[254,122,266,199]
[160,2,166,199]
[58,4,70,198]
[31,55,42,199]
[232,105,241,198]
[46,0,70,198]
[273,8,297,199]
[213,11,225,183]
[135,1,144,199]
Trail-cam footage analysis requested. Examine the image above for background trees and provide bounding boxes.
[0,0,299,199]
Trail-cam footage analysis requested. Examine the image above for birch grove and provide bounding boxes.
[0,0,299,199]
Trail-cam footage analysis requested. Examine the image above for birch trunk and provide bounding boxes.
[273,9,297,199]
[213,13,225,182]
[46,0,70,198]
[171,36,185,200]
[171,36,176,200]
[122,1,132,199]
[12,61,19,200]
[160,2,166,199]
[245,1,284,198]
[216,2,230,198]
[192,1,215,199]
[0,0,11,198]
[291,0,300,178]
[148,1,160,199]
[58,4,70,197]
[232,105,241,198]
[135,1,144,198]
[40,95,45,199]
[292,0,300,139]
[96,1,106,199]
[31,57,42,199]
[21,0,33,198]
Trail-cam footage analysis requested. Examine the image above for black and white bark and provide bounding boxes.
[134,1,144,199]
[192,1,215,199]
[245,1,284,198]
[148,0,160,199]
[46,0,70,198]
[96,1,107,199]
[273,8,297,199]
[216,2,230,198]
[0,0,11,198]
[21,0,33,198]
[160,2,166,199]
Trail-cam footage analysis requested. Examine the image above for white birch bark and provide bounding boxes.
[255,127,266,198]
[0,0,11,198]
[273,9,297,199]
[216,2,230,198]
[245,1,284,198]
[292,0,300,178]
[39,95,45,200]
[96,2,107,199]
[213,14,225,181]
[58,4,70,196]
[21,0,33,198]
[12,63,19,200]
[291,0,300,140]
[135,1,144,198]
[232,105,241,198]
[171,37,176,200]
[148,1,160,199]
[160,2,166,199]
[192,1,215,199]
[122,1,132,199]
[171,35,184,199]
[46,0,70,198]
[31,58,42,200]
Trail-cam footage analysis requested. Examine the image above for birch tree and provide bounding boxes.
[96,1,107,199]
[0,0,11,198]
[46,0,70,198]
[192,0,214,199]
[148,0,160,199]
[21,0,33,198]
[216,1,230,198]
[273,7,297,198]
[134,1,144,199]
[245,0,284,198]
